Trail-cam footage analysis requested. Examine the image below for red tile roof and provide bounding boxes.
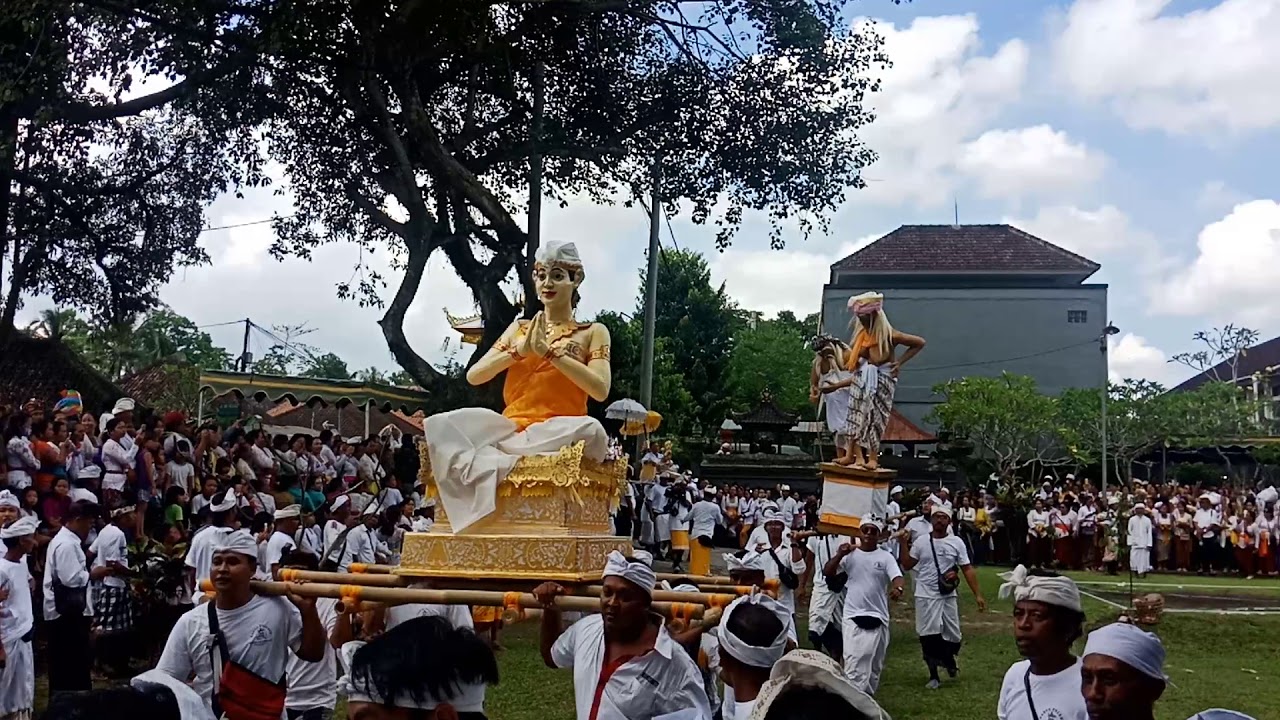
[266,402,423,437]
[883,409,935,443]
[832,224,1100,277]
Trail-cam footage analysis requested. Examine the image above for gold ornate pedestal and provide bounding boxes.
[400,440,632,582]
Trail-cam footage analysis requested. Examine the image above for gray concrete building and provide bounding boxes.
[821,224,1108,431]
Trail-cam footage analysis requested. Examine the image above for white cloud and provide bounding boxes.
[708,233,883,316]
[853,15,1030,207]
[1196,180,1251,212]
[1004,204,1150,261]
[1053,0,1280,134]
[1109,332,1175,384]
[957,125,1107,200]
[1148,199,1280,327]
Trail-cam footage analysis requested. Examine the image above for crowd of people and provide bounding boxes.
[0,393,1266,720]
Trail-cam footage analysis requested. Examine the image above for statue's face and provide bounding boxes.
[534,262,579,308]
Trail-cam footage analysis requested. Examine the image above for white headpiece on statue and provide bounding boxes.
[534,241,584,274]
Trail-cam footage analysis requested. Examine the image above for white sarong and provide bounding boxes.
[915,595,962,643]
[424,408,608,533]
[842,621,890,695]
[0,638,33,716]
[1130,546,1152,574]
[807,584,842,637]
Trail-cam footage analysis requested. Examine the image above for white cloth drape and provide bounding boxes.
[424,408,608,533]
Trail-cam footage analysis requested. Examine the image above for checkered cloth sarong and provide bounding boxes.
[92,583,133,634]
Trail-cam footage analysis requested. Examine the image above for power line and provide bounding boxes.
[200,215,295,233]
[911,339,1097,373]
[196,320,246,329]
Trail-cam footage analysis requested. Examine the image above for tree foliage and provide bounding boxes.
[1170,324,1260,383]
[929,373,1067,480]
[1059,379,1172,486]
[726,316,813,419]
[200,0,888,391]
[24,307,230,379]
[1,1,269,344]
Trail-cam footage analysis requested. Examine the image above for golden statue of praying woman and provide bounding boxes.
[423,241,613,532]
[834,291,926,470]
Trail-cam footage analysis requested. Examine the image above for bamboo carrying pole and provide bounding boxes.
[275,570,741,606]
[347,563,394,574]
[204,580,718,623]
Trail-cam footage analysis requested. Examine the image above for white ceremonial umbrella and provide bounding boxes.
[605,398,648,422]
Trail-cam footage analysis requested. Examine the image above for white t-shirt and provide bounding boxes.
[384,602,474,632]
[550,614,710,720]
[285,597,339,712]
[997,658,1087,720]
[839,547,902,624]
[185,526,232,598]
[0,556,33,641]
[909,534,970,600]
[157,594,303,711]
[688,501,724,539]
[264,531,296,573]
[166,461,197,494]
[89,524,129,589]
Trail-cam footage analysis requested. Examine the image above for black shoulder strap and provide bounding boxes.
[207,600,231,717]
[1023,665,1040,720]
[323,525,357,564]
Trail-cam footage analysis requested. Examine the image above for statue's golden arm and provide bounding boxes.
[465,320,522,387]
[548,323,612,401]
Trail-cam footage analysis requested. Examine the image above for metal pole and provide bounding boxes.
[1100,332,1109,500]
[639,161,661,408]
[240,318,251,372]
[525,61,545,319]
[637,161,661,463]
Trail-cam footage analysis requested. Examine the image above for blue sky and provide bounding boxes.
[23,0,1280,386]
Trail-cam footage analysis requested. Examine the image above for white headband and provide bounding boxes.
[331,495,350,512]
[110,506,134,519]
[998,565,1082,612]
[762,508,784,525]
[750,650,889,720]
[274,505,302,520]
[209,492,237,513]
[725,551,768,572]
[0,491,18,509]
[1084,622,1167,682]
[718,593,790,668]
[630,549,654,568]
[0,516,38,538]
[931,506,953,520]
[602,550,656,595]
[213,530,260,559]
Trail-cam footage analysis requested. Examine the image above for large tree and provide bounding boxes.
[1059,379,1172,486]
[229,0,887,392]
[0,1,271,343]
[726,314,814,419]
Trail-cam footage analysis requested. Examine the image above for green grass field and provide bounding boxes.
[482,567,1279,720]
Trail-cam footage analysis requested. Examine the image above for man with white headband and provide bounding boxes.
[158,529,325,718]
[0,491,19,526]
[185,490,239,603]
[0,516,38,718]
[534,551,709,720]
[717,593,790,720]
[89,502,138,678]
[901,505,987,689]
[321,495,353,570]
[801,526,853,658]
[996,566,1087,720]
[339,615,498,720]
[1081,622,1167,720]
[44,500,107,695]
[689,486,725,576]
[824,514,903,695]
[752,509,806,619]
[265,505,302,579]
[338,499,390,572]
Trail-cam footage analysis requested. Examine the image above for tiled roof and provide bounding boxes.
[266,401,423,437]
[119,358,201,412]
[1171,335,1280,393]
[883,409,935,443]
[733,393,799,427]
[832,224,1100,276]
[0,336,126,414]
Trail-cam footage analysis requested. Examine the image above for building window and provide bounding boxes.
[1067,310,1088,324]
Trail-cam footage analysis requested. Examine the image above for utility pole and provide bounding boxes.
[1100,323,1120,499]
[240,318,251,372]
[525,61,545,319]
[639,161,661,410]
